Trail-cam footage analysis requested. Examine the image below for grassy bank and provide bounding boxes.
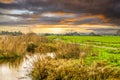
[0,35,120,79]
[0,34,50,59]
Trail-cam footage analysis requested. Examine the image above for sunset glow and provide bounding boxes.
[0,0,120,34]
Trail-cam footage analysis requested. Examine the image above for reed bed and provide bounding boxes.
[29,58,120,80]
[0,34,50,59]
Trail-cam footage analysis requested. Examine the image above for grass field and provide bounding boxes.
[48,36,120,65]
[48,36,120,48]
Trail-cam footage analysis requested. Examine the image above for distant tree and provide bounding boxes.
[65,32,81,36]
[26,32,36,36]
[89,32,96,36]
[116,30,120,35]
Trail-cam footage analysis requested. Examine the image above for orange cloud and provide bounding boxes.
[33,24,114,29]
[31,27,93,34]
[60,14,109,24]
[0,0,14,4]
[50,12,74,16]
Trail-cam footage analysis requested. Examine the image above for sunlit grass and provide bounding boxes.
[29,58,120,80]
[0,34,50,59]
[0,35,120,80]
[48,36,120,48]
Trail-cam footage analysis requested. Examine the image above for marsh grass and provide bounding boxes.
[0,34,97,59]
[0,35,120,80]
[0,55,24,69]
[29,58,120,80]
[54,42,81,59]
[0,34,50,59]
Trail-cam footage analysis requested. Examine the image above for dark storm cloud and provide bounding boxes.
[0,0,120,25]
[60,0,120,25]
[21,0,120,18]
[71,17,104,25]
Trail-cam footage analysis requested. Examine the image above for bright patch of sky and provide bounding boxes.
[10,9,34,15]
[0,8,34,15]
[0,15,21,22]
[41,12,77,18]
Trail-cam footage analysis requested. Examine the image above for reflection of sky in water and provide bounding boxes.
[0,55,31,80]
[0,64,20,80]
[0,53,55,80]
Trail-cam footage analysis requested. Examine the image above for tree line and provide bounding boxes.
[0,31,23,36]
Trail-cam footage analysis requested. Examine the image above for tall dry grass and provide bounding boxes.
[0,34,97,59]
[29,59,120,80]
[0,34,50,59]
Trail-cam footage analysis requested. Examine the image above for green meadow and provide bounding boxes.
[48,36,120,47]
[48,36,120,65]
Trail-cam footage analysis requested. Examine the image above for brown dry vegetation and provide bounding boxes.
[29,58,120,80]
[0,34,49,59]
[0,34,96,59]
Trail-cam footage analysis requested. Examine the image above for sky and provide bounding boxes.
[0,0,120,34]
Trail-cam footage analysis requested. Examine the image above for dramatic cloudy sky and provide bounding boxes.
[0,0,120,34]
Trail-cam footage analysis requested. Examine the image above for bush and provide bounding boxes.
[55,43,81,59]
[35,43,57,54]
[27,43,38,53]
[54,41,98,59]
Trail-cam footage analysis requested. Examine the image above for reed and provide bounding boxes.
[0,34,50,59]
[29,59,120,80]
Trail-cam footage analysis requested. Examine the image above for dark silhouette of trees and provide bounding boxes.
[116,30,120,35]
[0,31,23,36]
[89,32,96,36]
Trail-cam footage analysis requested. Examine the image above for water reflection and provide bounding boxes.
[0,55,31,80]
[0,56,24,69]
[0,53,55,80]
[0,64,20,80]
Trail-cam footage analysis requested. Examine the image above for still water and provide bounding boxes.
[0,55,32,80]
[0,53,55,80]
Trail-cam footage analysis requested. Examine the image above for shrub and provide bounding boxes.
[35,43,57,54]
[54,41,98,59]
[27,43,38,53]
[55,43,81,59]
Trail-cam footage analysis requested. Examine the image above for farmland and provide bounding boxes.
[48,36,120,48]
[48,36,120,64]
